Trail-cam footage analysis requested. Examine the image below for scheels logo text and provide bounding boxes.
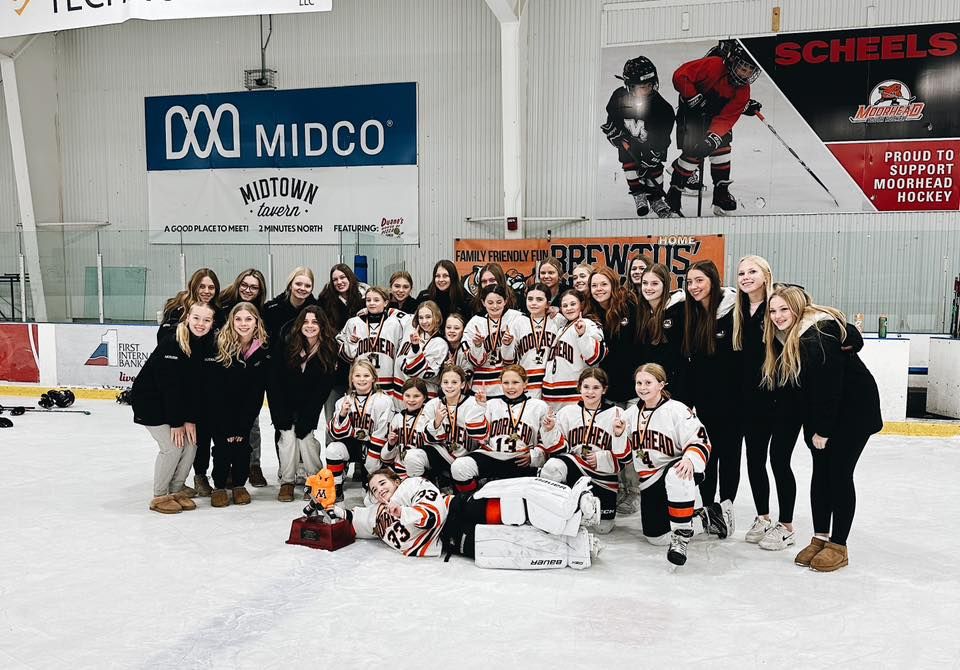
[774,31,957,66]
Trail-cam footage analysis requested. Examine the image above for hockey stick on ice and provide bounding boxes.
[755,111,839,209]
[0,405,91,416]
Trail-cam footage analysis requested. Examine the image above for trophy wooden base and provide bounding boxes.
[286,516,356,551]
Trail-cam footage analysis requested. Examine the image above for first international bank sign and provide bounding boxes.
[144,83,419,245]
[2,0,331,38]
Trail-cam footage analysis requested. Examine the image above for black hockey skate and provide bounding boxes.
[712,180,737,216]
[650,197,675,219]
[665,187,684,217]
[667,528,693,566]
[632,192,650,217]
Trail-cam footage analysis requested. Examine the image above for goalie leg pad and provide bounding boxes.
[324,441,349,485]
[474,477,585,536]
[473,525,592,570]
[402,448,429,477]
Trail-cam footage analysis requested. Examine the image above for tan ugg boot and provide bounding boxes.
[174,484,197,498]
[794,537,826,567]
[211,488,230,508]
[232,487,251,505]
[278,483,295,502]
[149,495,182,514]
[810,541,849,572]
[172,491,197,511]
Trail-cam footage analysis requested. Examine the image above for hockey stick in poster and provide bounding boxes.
[755,111,839,209]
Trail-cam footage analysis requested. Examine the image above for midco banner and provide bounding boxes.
[597,23,960,219]
[145,83,419,245]
[2,0,331,39]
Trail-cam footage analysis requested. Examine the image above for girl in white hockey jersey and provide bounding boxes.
[338,286,406,404]
[501,283,558,399]
[541,290,606,407]
[380,378,432,477]
[541,367,629,534]
[451,365,563,495]
[406,365,489,482]
[326,360,395,497]
[328,468,601,569]
[622,363,726,566]
[396,300,448,398]
[442,312,473,387]
[465,285,524,398]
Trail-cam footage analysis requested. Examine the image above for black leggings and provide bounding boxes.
[808,432,870,546]
[744,416,802,523]
[698,413,744,505]
[192,423,212,476]
[212,434,252,489]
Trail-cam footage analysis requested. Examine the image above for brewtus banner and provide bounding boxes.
[598,23,960,219]
[2,0,332,39]
[454,235,724,297]
[145,83,418,245]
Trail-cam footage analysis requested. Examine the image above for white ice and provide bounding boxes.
[1,396,958,669]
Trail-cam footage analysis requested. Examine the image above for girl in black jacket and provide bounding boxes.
[262,266,317,345]
[318,263,366,428]
[205,302,271,507]
[635,263,688,404]
[388,270,418,314]
[267,305,338,502]
[588,266,638,405]
[157,268,223,343]
[683,260,742,519]
[133,303,216,514]
[764,286,882,572]
[415,259,472,321]
[733,256,803,550]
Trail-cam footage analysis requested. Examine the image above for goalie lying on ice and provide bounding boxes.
[326,469,602,569]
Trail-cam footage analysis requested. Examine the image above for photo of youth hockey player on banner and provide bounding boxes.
[596,39,868,219]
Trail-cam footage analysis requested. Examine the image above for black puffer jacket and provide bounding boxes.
[204,341,271,437]
[132,331,214,428]
[267,348,335,439]
[687,288,742,420]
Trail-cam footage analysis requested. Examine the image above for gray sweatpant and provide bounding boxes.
[147,424,198,498]
[249,420,262,465]
[277,429,322,485]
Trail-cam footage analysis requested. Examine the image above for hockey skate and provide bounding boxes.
[578,492,602,527]
[632,192,650,217]
[667,528,693,566]
[616,488,640,515]
[650,197,676,219]
[700,499,735,539]
[711,180,737,216]
[665,187,684,217]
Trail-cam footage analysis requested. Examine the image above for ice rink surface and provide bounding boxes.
[1,396,958,669]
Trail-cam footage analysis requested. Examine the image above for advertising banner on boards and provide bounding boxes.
[145,83,418,245]
[597,23,959,220]
[54,324,156,389]
[454,235,724,298]
[2,0,332,39]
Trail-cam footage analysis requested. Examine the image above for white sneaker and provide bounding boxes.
[745,516,773,543]
[759,523,796,551]
[578,492,601,527]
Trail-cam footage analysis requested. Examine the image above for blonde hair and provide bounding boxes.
[733,255,774,351]
[284,266,315,293]
[761,285,846,390]
[216,302,268,367]
[634,363,672,400]
[415,301,442,336]
[365,286,390,303]
[175,303,216,357]
[348,359,381,393]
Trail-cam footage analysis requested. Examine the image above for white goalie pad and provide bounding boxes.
[472,476,590,536]
[473,525,593,570]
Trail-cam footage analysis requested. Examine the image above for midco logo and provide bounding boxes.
[163,102,387,161]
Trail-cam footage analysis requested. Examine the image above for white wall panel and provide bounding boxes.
[52,0,502,313]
